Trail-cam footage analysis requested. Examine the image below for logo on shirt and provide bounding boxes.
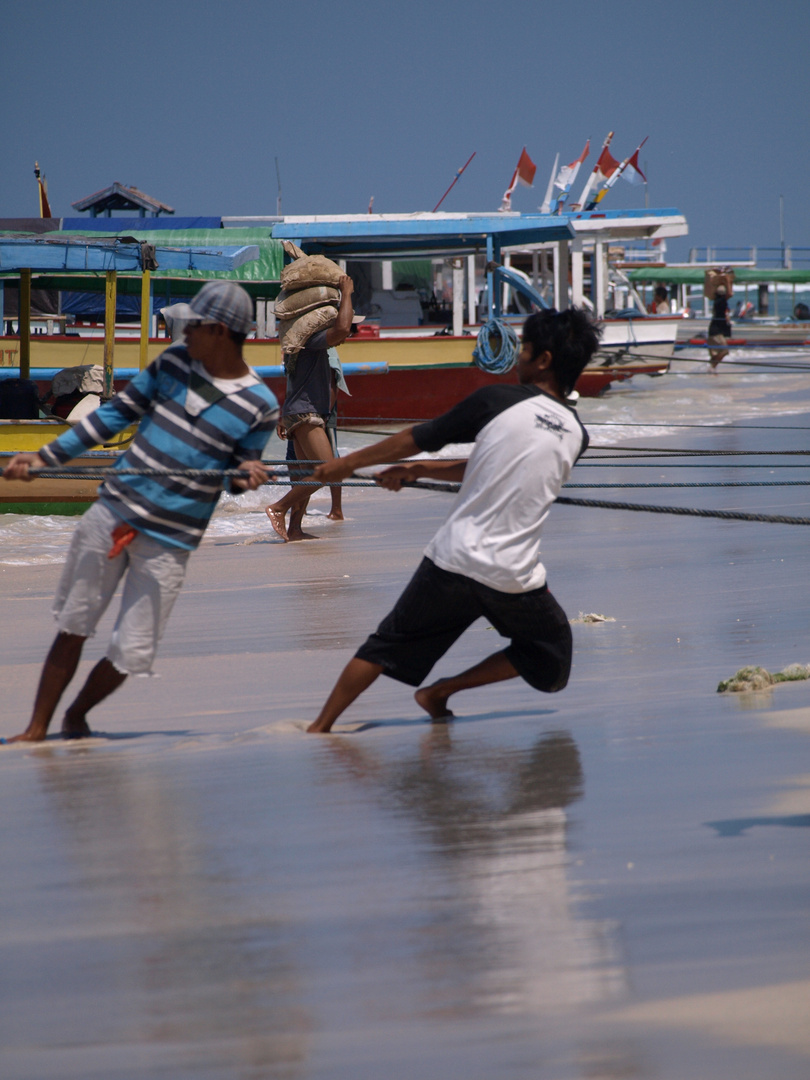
[534,408,569,440]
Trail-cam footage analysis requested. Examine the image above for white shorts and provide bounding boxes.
[54,501,191,676]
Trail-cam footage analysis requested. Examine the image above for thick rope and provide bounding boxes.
[395,479,810,525]
[472,319,520,373]
[21,467,810,525]
[554,495,810,526]
[589,448,810,456]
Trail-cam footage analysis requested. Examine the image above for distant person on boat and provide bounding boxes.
[651,285,671,314]
[0,282,279,743]
[266,275,355,541]
[304,307,600,734]
[708,284,731,370]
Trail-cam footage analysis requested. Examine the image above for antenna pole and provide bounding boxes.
[432,152,476,213]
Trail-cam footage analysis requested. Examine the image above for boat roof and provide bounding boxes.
[269,207,686,257]
[0,228,283,298]
[626,265,810,285]
[0,234,258,275]
[71,182,174,217]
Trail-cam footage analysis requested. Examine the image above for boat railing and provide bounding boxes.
[688,246,810,270]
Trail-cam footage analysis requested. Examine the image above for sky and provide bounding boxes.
[3,0,809,263]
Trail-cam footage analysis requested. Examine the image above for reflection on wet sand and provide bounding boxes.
[317,728,625,1017]
[6,752,310,1079]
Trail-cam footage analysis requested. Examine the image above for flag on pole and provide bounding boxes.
[539,153,559,214]
[575,132,615,210]
[621,145,647,186]
[34,161,52,218]
[552,139,590,212]
[501,147,536,210]
[592,144,621,187]
[515,147,537,187]
[587,137,649,209]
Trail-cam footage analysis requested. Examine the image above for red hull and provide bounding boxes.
[261,364,640,424]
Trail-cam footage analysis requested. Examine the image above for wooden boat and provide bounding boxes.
[678,321,810,348]
[0,234,258,513]
[4,314,673,440]
[0,449,120,515]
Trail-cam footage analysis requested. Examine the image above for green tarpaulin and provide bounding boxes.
[626,266,810,285]
[0,228,284,298]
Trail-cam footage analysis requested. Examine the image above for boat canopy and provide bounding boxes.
[271,212,575,258]
[0,236,258,274]
[626,266,810,285]
[0,229,283,298]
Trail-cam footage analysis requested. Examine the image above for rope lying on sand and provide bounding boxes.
[22,467,810,526]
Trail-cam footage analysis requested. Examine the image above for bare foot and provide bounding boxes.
[327,510,344,521]
[62,714,93,739]
[265,505,289,542]
[6,726,49,743]
[287,529,319,542]
[306,718,333,733]
[414,683,455,722]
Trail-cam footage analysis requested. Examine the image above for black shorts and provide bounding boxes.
[356,558,572,692]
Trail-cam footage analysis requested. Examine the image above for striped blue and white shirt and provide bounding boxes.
[39,346,279,549]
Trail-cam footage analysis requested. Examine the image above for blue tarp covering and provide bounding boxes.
[61,290,192,320]
[60,217,222,231]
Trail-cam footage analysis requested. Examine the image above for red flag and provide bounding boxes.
[594,144,620,184]
[621,147,647,186]
[501,147,536,210]
[516,147,537,187]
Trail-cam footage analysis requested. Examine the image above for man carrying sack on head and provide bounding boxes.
[266,268,356,542]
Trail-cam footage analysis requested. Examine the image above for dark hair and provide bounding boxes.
[654,285,669,300]
[521,308,601,395]
[228,329,248,346]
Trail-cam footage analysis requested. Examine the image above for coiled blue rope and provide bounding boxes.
[472,319,520,374]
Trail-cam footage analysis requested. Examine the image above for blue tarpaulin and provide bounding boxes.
[60,217,222,231]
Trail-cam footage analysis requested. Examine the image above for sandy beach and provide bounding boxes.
[1,396,809,1079]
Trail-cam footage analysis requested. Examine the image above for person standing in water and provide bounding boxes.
[304,308,600,733]
[708,284,732,370]
[266,275,355,541]
[1,282,278,742]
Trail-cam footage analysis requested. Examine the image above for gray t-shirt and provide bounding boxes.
[282,330,330,418]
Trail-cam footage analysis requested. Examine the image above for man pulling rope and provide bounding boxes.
[305,308,601,733]
[1,282,279,742]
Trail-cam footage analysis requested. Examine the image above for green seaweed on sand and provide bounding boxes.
[717,663,810,693]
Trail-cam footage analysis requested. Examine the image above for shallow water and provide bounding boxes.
[1,354,810,1078]
[3,349,809,566]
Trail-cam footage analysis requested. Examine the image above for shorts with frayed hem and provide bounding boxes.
[54,501,191,676]
[284,412,326,437]
[356,558,572,692]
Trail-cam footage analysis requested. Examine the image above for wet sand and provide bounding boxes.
[1,414,809,1079]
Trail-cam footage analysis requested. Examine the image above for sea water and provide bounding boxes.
[2,345,809,567]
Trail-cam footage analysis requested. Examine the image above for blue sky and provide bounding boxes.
[3,0,809,262]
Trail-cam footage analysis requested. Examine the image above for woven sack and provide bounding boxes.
[275,285,340,319]
[280,254,343,292]
[51,364,105,397]
[279,305,338,358]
